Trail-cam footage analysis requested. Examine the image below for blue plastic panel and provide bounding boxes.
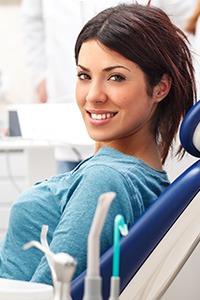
[180,100,200,157]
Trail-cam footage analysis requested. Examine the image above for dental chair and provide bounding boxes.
[71,100,200,300]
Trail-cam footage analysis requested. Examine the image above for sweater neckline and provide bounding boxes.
[94,146,167,175]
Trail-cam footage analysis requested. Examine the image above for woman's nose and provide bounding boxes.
[86,81,108,103]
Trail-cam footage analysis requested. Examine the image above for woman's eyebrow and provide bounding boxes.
[103,65,131,72]
[77,64,89,71]
[77,64,131,72]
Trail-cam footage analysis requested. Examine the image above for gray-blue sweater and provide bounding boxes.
[0,146,169,285]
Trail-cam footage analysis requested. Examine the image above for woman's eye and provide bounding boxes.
[109,74,126,82]
[77,73,91,80]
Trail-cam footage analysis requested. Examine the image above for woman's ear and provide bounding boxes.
[152,73,172,103]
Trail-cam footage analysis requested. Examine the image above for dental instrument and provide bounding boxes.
[40,225,56,283]
[23,225,77,300]
[108,214,128,300]
[83,191,116,300]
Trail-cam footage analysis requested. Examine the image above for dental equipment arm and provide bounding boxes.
[23,225,77,300]
[83,191,116,300]
[40,225,56,283]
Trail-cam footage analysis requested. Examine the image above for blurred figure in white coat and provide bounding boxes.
[185,0,200,100]
[151,0,198,33]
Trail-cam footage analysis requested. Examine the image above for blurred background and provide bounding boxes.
[0,1,200,298]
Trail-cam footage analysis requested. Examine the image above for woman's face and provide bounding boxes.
[76,40,163,151]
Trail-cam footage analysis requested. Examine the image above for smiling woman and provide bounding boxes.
[76,40,171,169]
[0,2,196,287]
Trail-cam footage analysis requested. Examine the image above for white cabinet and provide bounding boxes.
[0,150,27,239]
[0,142,56,239]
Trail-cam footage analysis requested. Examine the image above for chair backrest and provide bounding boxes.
[71,101,200,300]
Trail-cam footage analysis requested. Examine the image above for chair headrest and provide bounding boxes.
[180,100,200,158]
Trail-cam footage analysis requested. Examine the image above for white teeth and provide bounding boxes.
[91,113,114,120]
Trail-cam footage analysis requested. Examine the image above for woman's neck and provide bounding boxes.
[95,135,163,171]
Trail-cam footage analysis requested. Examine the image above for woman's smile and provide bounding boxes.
[86,109,117,124]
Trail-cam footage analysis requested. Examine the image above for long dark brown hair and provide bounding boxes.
[75,3,196,164]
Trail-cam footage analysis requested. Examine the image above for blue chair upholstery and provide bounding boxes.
[71,101,200,300]
[180,100,200,157]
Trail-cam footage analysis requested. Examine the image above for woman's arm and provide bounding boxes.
[30,166,134,284]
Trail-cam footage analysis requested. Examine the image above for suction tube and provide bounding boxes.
[108,214,128,300]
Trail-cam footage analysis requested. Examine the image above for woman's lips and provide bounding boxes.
[86,110,117,124]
